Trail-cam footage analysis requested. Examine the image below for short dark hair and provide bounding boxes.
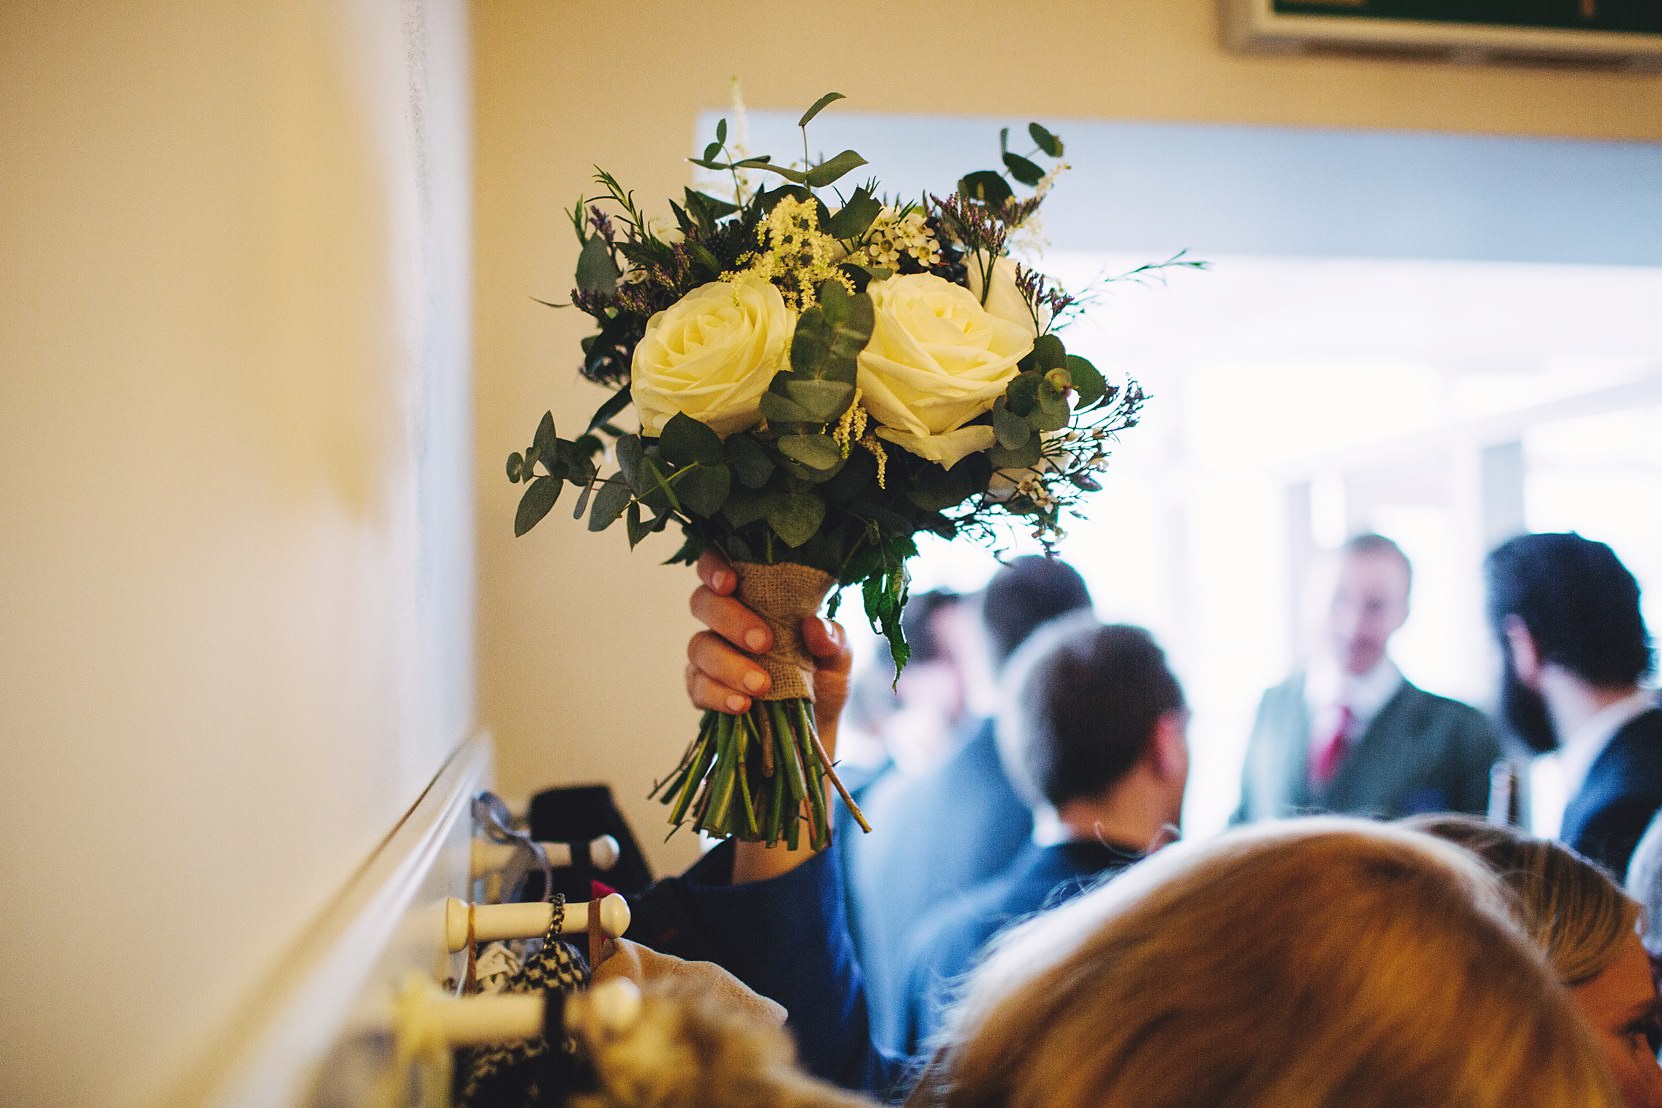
[979,556,1093,671]
[901,588,963,665]
[1342,532,1412,589]
[997,616,1185,809]
[1484,532,1653,687]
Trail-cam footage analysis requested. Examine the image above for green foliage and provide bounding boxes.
[958,170,1013,207]
[1029,122,1064,157]
[507,92,1192,850]
[804,150,868,189]
[863,564,911,676]
[797,91,846,128]
[515,477,560,537]
[827,187,882,240]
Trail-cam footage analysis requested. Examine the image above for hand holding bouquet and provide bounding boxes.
[508,93,1192,848]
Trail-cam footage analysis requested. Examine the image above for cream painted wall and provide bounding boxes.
[473,0,1662,874]
[0,3,472,1105]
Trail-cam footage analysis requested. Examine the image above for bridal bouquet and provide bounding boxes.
[510,93,1182,849]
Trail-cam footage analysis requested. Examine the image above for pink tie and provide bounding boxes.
[1309,704,1353,788]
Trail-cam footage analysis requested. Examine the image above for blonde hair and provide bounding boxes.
[1409,813,1641,987]
[908,818,1619,1108]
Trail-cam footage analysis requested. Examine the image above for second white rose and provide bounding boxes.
[631,276,795,438]
[857,273,1034,468]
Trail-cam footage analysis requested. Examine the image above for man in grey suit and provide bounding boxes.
[1235,533,1501,822]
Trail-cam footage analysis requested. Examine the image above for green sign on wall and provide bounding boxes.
[1271,0,1662,35]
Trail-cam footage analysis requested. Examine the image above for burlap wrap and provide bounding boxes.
[732,562,836,702]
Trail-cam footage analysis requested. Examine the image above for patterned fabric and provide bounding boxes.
[472,941,526,995]
[455,895,591,1108]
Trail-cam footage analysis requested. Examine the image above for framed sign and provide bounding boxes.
[1223,0,1662,68]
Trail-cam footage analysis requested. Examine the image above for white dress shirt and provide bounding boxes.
[1304,656,1405,747]
[1558,687,1658,802]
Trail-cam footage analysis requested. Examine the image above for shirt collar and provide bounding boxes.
[1559,688,1658,799]
[1305,656,1403,726]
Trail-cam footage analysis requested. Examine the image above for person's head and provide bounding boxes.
[1412,815,1662,1108]
[1485,532,1653,752]
[1627,809,1662,956]
[911,818,1620,1108]
[1323,532,1411,677]
[994,616,1187,831]
[902,589,966,667]
[978,556,1092,673]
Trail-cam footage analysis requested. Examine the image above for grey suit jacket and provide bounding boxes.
[1234,673,1502,822]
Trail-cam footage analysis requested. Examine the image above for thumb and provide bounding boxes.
[802,617,850,668]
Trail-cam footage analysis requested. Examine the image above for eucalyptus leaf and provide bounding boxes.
[805,150,868,189]
[506,452,524,482]
[588,478,632,532]
[716,117,727,144]
[571,478,594,520]
[625,501,649,547]
[797,91,846,128]
[766,494,826,548]
[616,434,647,495]
[1066,354,1107,408]
[553,438,597,485]
[575,235,620,294]
[1004,372,1040,417]
[658,412,725,466]
[1031,333,1066,370]
[993,406,1032,450]
[1003,152,1045,187]
[642,456,682,514]
[676,463,732,518]
[987,437,1043,470]
[1028,122,1063,157]
[726,434,775,488]
[534,411,558,455]
[721,489,773,530]
[958,170,1013,207]
[906,463,976,512]
[777,378,855,423]
[1033,389,1071,433]
[777,434,844,472]
[514,477,561,537]
[733,157,808,185]
[760,391,818,427]
[826,188,883,240]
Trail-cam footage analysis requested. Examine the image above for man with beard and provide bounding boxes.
[1486,532,1662,880]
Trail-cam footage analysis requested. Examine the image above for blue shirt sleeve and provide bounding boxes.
[624,842,915,1099]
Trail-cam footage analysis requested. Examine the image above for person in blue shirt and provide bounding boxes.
[894,615,1188,1054]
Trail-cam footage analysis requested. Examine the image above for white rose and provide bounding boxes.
[858,273,1033,469]
[963,252,1049,337]
[631,276,794,437]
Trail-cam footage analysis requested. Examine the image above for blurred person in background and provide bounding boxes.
[637,555,1623,1108]
[833,589,977,788]
[843,555,1092,1051]
[1235,532,1500,822]
[895,615,1187,1053]
[1485,532,1662,880]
